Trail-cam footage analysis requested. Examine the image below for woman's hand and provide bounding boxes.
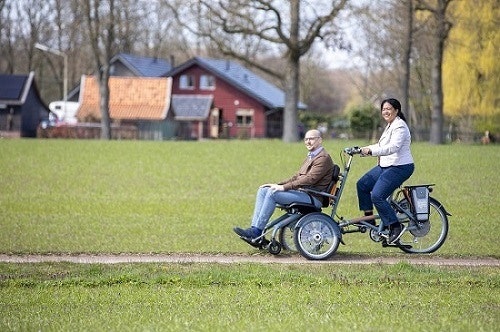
[361,147,371,156]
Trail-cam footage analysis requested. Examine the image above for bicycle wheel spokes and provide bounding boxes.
[398,198,449,253]
[294,213,340,260]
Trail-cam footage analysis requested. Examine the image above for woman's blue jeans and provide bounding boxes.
[356,164,414,227]
[250,186,321,230]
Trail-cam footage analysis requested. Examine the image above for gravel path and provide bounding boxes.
[1,253,499,266]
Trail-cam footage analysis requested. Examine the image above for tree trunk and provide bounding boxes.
[83,0,114,140]
[98,69,112,140]
[429,40,444,144]
[429,1,449,145]
[402,0,413,128]
[282,0,300,143]
[417,0,453,144]
[283,57,300,142]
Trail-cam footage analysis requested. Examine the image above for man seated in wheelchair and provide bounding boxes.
[233,129,334,244]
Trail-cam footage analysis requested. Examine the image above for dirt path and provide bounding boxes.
[1,253,499,266]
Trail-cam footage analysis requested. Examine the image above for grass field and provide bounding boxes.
[1,138,498,256]
[1,262,498,331]
[1,138,499,331]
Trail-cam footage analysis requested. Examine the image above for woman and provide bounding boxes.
[357,98,414,244]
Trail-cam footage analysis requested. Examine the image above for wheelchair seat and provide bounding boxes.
[321,164,341,207]
[278,164,341,214]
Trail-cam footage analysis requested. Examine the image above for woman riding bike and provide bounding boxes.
[356,98,414,244]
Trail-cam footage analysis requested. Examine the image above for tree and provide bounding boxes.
[340,1,414,107]
[82,0,118,139]
[416,0,455,144]
[442,0,500,137]
[167,0,349,142]
[348,103,378,140]
[0,0,15,73]
[401,0,414,129]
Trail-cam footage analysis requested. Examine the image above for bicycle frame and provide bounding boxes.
[325,148,450,246]
[322,148,385,234]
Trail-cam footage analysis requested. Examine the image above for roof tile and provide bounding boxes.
[77,76,172,121]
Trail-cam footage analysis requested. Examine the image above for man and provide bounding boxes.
[233,129,334,244]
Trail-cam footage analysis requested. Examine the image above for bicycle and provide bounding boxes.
[292,146,451,260]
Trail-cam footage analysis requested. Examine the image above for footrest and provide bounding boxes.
[239,236,270,249]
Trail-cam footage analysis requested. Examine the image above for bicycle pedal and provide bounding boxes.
[381,241,412,249]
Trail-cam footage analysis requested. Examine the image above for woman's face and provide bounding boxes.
[381,102,399,124]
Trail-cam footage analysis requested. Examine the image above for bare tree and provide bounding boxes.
[167,0,349,142]
[0,0,15,73]
[401,0,414,129]
[416,0,455,144]
[82,0,118,139]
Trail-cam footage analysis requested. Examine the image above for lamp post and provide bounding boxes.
[35,43,68,119]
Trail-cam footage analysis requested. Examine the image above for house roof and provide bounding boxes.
[111,53,172,77]
[67,53,172,101]
[171,95,213,121]
[76,75,172,121]
[167,57,307,109]
[0,72,35,104]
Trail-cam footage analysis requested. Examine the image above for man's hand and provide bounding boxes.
[260,183,284,191]
[270,184,285,191]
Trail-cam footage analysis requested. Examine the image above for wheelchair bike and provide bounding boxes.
[244,146,451,261]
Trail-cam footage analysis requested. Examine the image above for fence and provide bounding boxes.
[37,123,138,140]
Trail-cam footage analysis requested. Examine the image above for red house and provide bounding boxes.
[168,57,304,139]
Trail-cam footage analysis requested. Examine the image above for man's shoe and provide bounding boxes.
[240,236,270,249]
[388,223,403,244]
[233,226,261,239]
[234,227,268,249]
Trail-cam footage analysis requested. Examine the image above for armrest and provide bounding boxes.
[299,188,336,199]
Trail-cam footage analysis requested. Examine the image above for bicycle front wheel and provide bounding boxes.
[294,213,341,260]
[398,197,449,253]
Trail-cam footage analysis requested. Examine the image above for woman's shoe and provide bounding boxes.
[388,223,403,244]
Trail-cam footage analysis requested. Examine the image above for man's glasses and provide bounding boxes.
[304,137,320,142]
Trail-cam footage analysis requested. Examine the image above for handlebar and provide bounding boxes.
[343,146,362,155]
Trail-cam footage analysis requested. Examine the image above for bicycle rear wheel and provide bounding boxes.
[294,213,341,260]
[398,197,449,253]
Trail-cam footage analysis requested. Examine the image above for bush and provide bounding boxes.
[348,103,379,139]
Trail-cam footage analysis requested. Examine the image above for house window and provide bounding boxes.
[236,109,254,126]
[179,74,195,89]
[200,75,215,90]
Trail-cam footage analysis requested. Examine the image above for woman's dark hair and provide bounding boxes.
[381,98,407,122]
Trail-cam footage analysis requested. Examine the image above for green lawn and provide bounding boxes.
[1,262,498,331]
[0,138,499,331]
[1,139,498,257]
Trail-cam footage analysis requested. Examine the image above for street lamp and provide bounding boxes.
[35,42,68,119]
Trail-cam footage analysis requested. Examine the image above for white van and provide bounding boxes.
[49,101,79,124]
